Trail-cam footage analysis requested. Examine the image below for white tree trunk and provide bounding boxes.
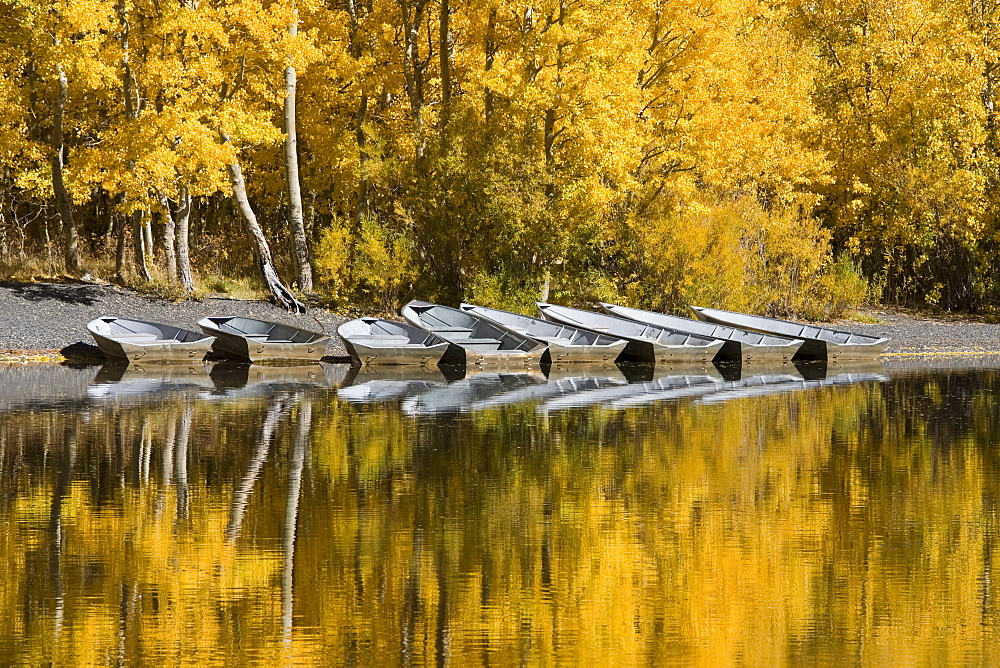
[52,63,79,274]
[175,186,195,292]
[227,160,306,312]
[284,10,313,293]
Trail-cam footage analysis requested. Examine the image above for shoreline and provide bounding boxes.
[0,279,351,362]
[3,281,1000,365]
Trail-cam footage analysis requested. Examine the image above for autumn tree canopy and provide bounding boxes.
[0,0,997,313]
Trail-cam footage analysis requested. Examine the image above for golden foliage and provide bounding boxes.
[4,0,1000,311]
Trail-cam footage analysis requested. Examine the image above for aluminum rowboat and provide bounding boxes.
[337,317,450,366]
[87,316,215,363]
[459,303,628,363]
[688,306,889,360]
[198,316,330,362]
[535,303,724,364]
[401,300,546,367]
[600,303,803,363]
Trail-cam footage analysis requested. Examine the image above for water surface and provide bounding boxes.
[1,358,999,663]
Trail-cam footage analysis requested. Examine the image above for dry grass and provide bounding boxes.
[842,309,884,324]
[0,351,65,364]
[1,248,270,303]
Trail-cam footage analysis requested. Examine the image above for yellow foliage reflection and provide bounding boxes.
[1,369,1000,663]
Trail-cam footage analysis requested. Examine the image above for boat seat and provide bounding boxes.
[461,338,503,350]
[432,327,473,333]
[111,333,159,341]
[350,335,412,343]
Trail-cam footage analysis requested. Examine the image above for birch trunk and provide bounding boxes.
[175,186,195,291]
[118,0,152,282]
[142,214,154,262]
[284,8,313,293]
[131,210,151,282]
[484,8,497,122]
[355,93,369,226]
[115,212,126,281]
[544,0,566,200]
[227,160,306,312]
[158,193,178,282]
[399,0,429,175]
[52,63,79,274]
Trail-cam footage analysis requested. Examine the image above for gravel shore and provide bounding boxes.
[0,280,350,360]
[827,308,1000,356]
[2,281,999,363]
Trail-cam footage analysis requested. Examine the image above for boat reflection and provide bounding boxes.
[697,362,889,405]
[75,357,890,414]
[539,365,725,412]
[85,361,349,402]
[606,372,746,409]
[400,370,548,415]
[533,360,889,412]
[337,365,450,404]
[467,367,628,411]
[87,363,215,401]
[207,362,347,398]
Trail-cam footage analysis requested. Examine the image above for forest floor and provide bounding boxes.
[1,280,1000,365]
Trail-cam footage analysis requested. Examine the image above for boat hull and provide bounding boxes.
[439,343,547,368]
[536,304,724,365]
[337,317,452,366]
[401,301,547,368]
[88,317,215,363]
[712,339,801,363]
[90,333,216,362]
[617,339,724,364]
[792,338,889,361]
[208,329,328,362]
[342,337,451,366]
[198,317,330,362]
[544,339,628,363]
[689,306,889,360]
[599,304,803,363]
[459,303,629,363]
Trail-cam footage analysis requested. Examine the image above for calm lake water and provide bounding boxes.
[2,357,1000,664]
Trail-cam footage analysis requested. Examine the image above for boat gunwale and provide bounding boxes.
[459,303,630,352]
[600,303,803,348]
[535,303,723,349]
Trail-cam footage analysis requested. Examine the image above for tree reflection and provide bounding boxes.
[283,397,311,647]
[226,396,291,543]
[1,367,1000,663]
